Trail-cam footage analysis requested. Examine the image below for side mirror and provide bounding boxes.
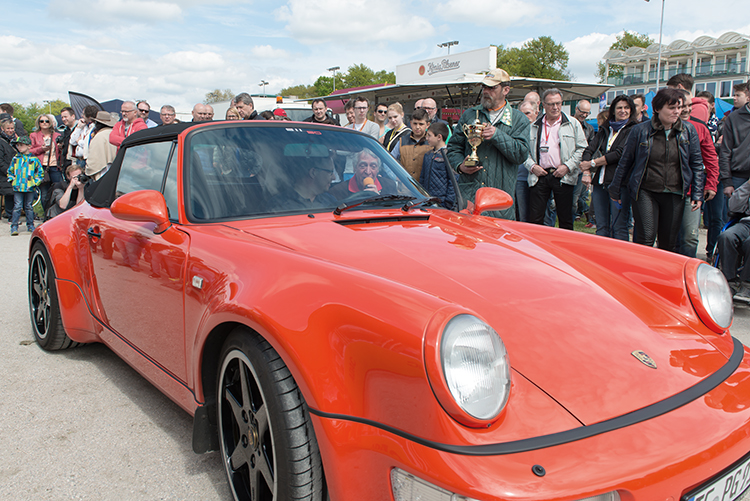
[110,190,171,234]
[472,187,513,215]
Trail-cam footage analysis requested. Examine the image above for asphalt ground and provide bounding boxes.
[1,226,749,500]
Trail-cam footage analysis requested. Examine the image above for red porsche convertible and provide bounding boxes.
[29,120,749,501]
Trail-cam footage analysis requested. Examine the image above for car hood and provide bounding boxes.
[231,211,730,425]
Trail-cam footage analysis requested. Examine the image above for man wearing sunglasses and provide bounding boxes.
[136,101,158,128]
[446,68,531,219]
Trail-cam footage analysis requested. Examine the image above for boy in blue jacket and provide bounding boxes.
[419,122,458,210]
[7,136,43,235]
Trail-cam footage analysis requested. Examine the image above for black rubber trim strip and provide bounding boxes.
[309,337,744,456]
[334,215,431,226]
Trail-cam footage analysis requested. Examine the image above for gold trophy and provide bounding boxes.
[461,110,487,167]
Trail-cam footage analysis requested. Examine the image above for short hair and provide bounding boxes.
[259,110,275,120]
[66,163,83,176]
[651,88,683,112]
[695,91,714,103]
[354,148,380,167]
[411,109,429,122]
[355,96,369,107]
[518,101,535,113]
[678,88,692,101]
[541,88,563,103]
[608,95,638,124]
[311,98,326,108]
[83,105,99,119]
[0,103,14,115]
[734,82,749,95]
[575,100,591,111]
[234,93,254,106]
[632,94,646,105]
[344,100,355,111]
[387,103,404,115]
[137,100,150,111]
[160,105,176,113]
[428,122,449,140]
[0,118,13,128]
[666,73,694,91]
[60,106,75,116]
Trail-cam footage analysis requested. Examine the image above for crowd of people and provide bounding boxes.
[3,76,750,299]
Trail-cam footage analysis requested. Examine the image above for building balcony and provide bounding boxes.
[607,62,748,86]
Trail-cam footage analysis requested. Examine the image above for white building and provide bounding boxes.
[602,31,750,104]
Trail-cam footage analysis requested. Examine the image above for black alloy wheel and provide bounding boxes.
[28,243,79,350]
[217,328,324,501]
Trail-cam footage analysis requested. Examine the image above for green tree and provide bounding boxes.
[496,36,570,81]
[314,76,334,96]
[12,99,70,132]
[596,31,654,83]
[342,64,395,89]
[279,84,317,98]
[204,89,235,104]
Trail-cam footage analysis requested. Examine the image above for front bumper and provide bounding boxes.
[312,341,750,501]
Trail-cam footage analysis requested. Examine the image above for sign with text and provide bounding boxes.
[396,47,497,84]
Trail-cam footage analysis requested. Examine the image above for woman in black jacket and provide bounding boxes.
[580,95,638,239]
[0,118,17,219]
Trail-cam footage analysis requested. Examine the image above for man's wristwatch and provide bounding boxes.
[590,159,596,168]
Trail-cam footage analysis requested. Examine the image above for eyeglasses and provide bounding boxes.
[138,108,149,113]
[576,110,590,116]
[313,166,335,175]
[482,84,500,90]
[122,109,136,113]
[354,107,368,110]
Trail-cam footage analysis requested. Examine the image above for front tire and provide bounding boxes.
[217,328,324,501]
[28,243,80,350]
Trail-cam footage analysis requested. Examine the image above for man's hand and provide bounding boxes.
[553,164,569,178]
[481,125,496,141]
[458,157,483,175]
[704,189,716,201]
[725,185,735,197]
[691,200,702,211]
[529,164,546,177]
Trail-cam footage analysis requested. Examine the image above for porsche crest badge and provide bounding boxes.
[631,350,657,369]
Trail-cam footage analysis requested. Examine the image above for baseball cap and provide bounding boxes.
[481,69,511,87]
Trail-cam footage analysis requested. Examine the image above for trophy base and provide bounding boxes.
[464,158,482,168]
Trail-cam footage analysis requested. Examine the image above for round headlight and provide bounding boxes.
[441,315,510,420]
[696,263,733,330]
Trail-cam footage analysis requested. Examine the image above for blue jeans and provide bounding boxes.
[612,188,633,241]
[591,184,620,238]
[48,167,63,184]
[704,181,725,256]
[11,191,35,230]
[677,197,701,257]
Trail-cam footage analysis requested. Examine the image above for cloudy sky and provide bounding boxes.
[2,0,747,113]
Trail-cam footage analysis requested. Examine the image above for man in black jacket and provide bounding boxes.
[720,99,750,198]
[303,99,337,125]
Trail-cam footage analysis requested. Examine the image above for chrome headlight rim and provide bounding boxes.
[686,261,733,333]
[423,309,511,428]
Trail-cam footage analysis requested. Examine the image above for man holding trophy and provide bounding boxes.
[447,69,531,219]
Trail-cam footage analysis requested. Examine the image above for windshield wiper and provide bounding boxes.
[402,196,441,212]
[334,194,416,215]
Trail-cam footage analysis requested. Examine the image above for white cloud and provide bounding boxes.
[275,0,435,44]
[250,45,291,59]
[437,0,540,27]
[565,32,618,83]
[49,0,184,24]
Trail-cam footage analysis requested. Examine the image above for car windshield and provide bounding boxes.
[186,124,427,221]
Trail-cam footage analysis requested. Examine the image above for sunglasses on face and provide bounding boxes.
[138,109,149,113]
[376,109,387,113]
[39,120,50,123]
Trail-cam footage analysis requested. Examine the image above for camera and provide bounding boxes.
[55,135,64,144]
[76,173,90,183]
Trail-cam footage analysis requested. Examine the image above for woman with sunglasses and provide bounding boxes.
[30,114,62,211]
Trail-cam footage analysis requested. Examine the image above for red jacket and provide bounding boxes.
[29,130,62,168]
[687,116,719,194]
[109,118,147,148]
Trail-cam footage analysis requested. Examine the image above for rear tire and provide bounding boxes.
[28,243,80,350]
[217,327,324,501]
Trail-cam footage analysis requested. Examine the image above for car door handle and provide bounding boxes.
[87,227,101,238]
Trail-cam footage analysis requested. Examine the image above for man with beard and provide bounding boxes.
[446,69,530,219]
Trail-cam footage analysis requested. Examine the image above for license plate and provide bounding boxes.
[685,453,750,501]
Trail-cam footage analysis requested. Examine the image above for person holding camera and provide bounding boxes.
[46,163,86,220]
